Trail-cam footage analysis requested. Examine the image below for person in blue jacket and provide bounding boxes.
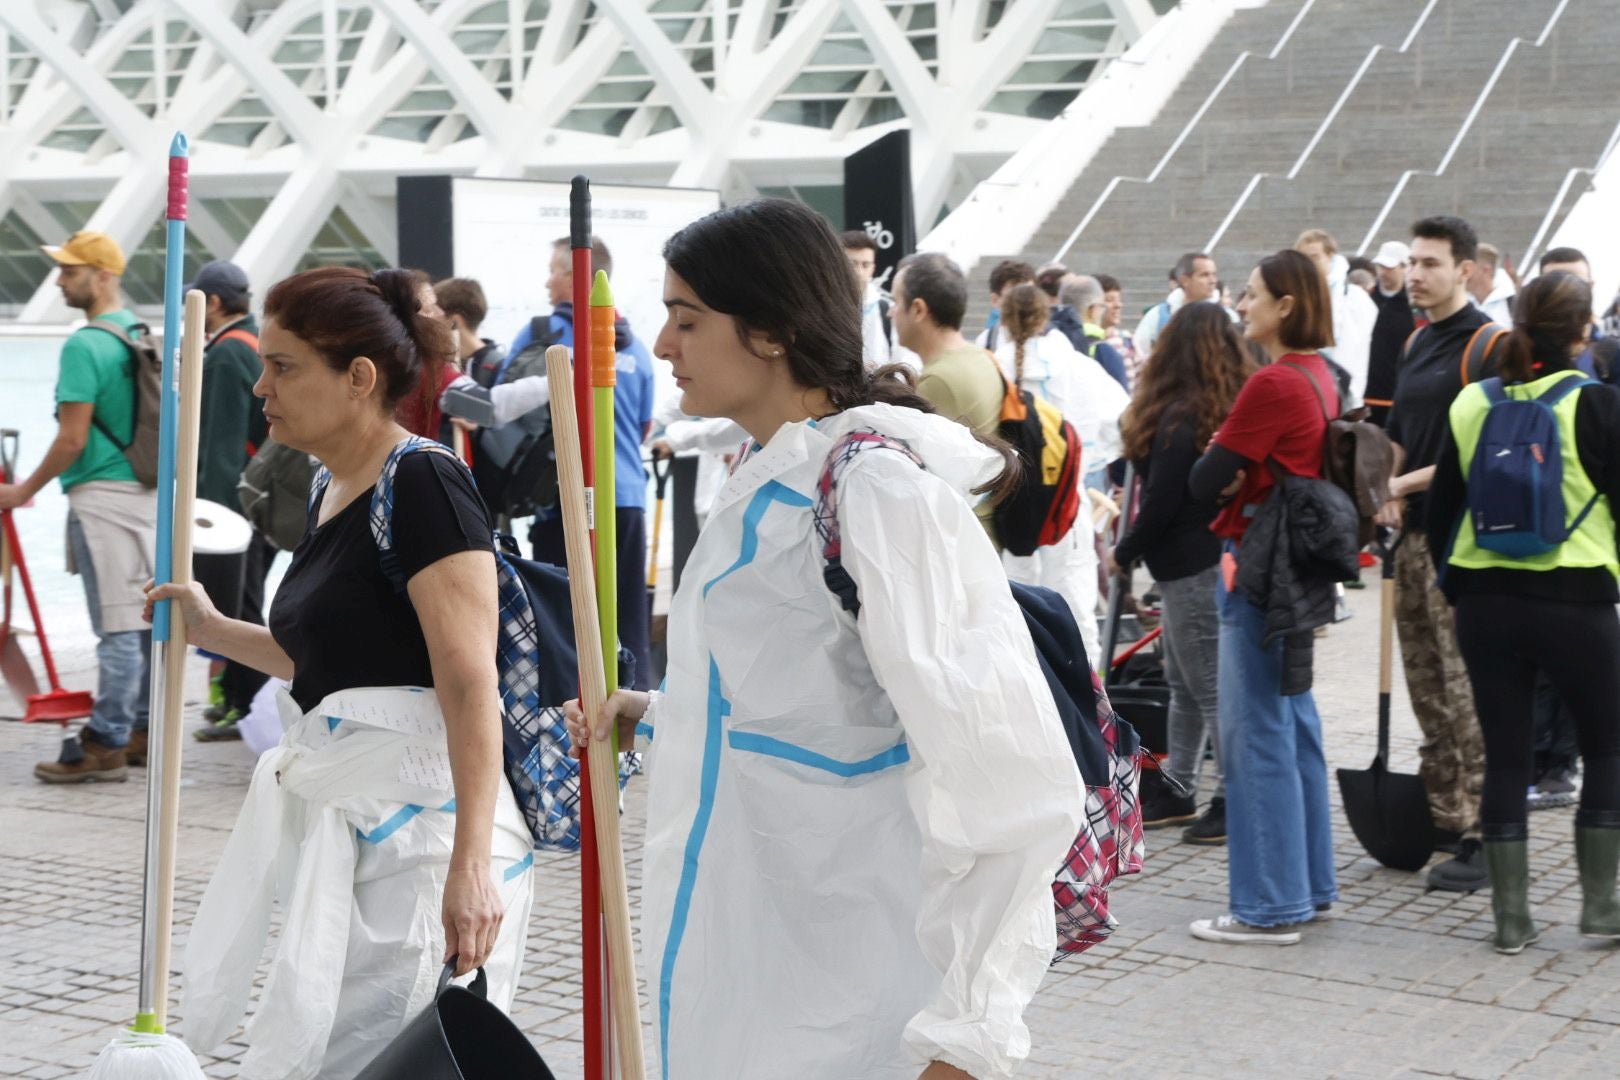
[514,235,657,689]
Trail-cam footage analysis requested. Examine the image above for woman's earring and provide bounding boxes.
[350,390,359,399]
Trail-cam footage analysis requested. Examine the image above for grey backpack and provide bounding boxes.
[237,438,316,551]
[82,319,162,487]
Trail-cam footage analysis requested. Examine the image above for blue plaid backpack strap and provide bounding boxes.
[308,464,332,515]
[813,429,926,615]
[368,436,463,592]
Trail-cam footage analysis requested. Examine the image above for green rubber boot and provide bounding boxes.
[1484,840,1539,955]
[1575,826,1620,941]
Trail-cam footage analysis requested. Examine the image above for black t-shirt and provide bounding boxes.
[1386,303,1495,522]
[1366,287,1416,406]
[1112,413,1221,581]
[1427,372,1620,604]
[270,451,494,713]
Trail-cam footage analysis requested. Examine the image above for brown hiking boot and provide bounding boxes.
[34,730,129,784]
[126,728,148,767]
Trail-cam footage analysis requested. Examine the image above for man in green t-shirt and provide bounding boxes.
[891,252,1004,545]
[0,231,157,783]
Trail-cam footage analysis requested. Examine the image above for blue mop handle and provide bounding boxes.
[153,133,188,643]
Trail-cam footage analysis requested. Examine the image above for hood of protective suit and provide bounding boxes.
[1327,253,1351,292]
[816,400,1003,503]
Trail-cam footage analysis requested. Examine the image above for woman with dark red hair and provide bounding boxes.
[146,266,534,1078]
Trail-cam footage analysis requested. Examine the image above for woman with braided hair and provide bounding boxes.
[991,282,1127,667]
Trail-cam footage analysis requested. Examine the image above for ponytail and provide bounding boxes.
[1496,328,1536,385]
[1500,271,1593,384]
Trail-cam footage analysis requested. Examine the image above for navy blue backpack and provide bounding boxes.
[313,436,630,850]
[1467,374,1600,558]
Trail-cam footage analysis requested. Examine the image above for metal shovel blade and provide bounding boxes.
[1337,754,1436,872]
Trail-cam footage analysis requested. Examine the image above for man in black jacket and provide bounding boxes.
[1378,217,1492,892]
[1365,241,1416,428]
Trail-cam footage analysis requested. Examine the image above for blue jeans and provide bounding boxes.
[68,513,149,746]
[1216,549,1335,925]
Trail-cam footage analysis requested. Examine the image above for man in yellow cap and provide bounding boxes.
[0,230,158,783]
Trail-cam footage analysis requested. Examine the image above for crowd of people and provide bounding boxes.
[4,198,1620,1077]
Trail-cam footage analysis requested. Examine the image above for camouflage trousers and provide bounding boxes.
[1393,539,1484,835]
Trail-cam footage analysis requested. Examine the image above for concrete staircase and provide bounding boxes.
[965,0,1620,333]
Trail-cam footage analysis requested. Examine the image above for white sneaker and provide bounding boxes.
[1190,913,1302,945]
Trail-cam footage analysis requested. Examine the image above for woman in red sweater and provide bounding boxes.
[1186,249,1339,946]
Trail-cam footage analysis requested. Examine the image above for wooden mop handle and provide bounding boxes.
[545,345,645,1075]
[152,289,205,1023]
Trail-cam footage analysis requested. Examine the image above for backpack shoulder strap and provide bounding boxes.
[82,319,137,348]
[813,430,925,615]
[1278,360,1332,421]
[367,437,463,591]
[1401,325,1424,363]
[1477,376,1508,405]
[1461,324,1507,385]
[218,327,259,350]
[1534,373,1597,407]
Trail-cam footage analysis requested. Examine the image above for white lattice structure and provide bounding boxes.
[0,0,1164,319]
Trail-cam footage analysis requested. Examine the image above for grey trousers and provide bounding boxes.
[1158,564,1224,797]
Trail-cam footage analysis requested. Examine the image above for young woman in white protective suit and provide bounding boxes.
[564,199,1085,1080]
[146,267,534,1079]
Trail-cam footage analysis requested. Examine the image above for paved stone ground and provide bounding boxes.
[3,575,1619,1079]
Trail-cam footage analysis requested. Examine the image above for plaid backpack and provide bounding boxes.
[814,429,1145,957]
[310,436,630,850]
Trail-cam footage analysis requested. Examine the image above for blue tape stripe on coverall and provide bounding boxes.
[355,799,458,844]
[503,851,534,881]
[357,804,423,844]
[727,731,910,776]
[659,480,810,1079]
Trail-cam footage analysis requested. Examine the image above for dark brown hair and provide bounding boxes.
[989,259,1035,297]
[434,277,487,330]
[1121,302,1255,460]
[1411,215,1478,264]
[1000,282,1049,389]
[263,266,452,410]
[1499,270,1593,384]
[1255,249,1335,352]
[839,229,877,253]
[1035,264,1068,299]
[662,198,1018,501]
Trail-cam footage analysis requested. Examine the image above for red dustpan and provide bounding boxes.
[0,506,93,723]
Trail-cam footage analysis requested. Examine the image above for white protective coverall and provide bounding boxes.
[1323,253,1377,402]
[992,329,1128,667]
[182,687,536,1080]
[639,402,1084,1079]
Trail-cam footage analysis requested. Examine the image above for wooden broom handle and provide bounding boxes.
[545,345,646,1075]
[152,289,205,1024]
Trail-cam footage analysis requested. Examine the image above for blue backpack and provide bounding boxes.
[1467,374,1600,558]
[311,436,631,850]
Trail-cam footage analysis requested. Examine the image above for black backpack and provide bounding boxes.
[471,316,562,518]
[82,319,162,487]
